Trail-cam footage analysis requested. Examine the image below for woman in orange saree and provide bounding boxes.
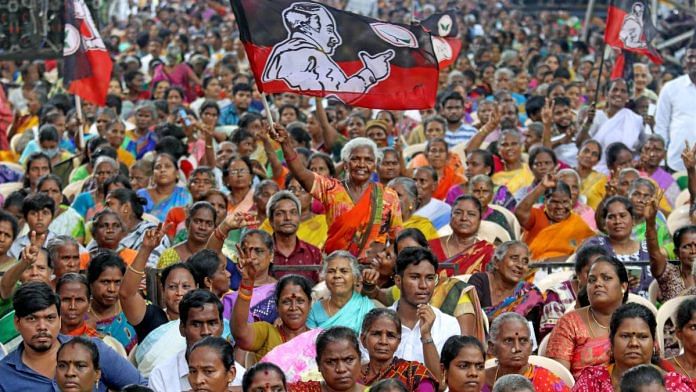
[425,138,466,200]
[270,124,401,262]
[515,174,595,261]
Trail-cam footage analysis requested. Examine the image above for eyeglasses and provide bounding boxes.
[288,186,307,195]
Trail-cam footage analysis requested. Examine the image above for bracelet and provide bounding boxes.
[239,282,254,292]
[128,265,146,276]
[421,337,434,345]
[238,291,252,302]
[206,144,214,149]
[286,153,299,163]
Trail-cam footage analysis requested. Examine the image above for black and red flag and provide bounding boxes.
[604,0,662,78]
[421,11,462,69]
[63,0,113,106]
[230,0,440,109]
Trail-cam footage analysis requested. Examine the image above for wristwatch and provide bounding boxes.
[421,337,434,345]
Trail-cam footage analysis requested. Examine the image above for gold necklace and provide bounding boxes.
[674,357,695,379]
[589,308,609,329]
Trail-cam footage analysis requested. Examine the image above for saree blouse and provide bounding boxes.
[136,186,192,222]
[546,309,610,378]
[573,364,696,392]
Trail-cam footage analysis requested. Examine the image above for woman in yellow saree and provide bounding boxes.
[491,129,533,194]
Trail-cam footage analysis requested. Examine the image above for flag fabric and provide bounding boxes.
[604,0,663,65]
[63,0,113,106]
[230,0,440,109]
[610,51,637,79]
[421,11,462,69]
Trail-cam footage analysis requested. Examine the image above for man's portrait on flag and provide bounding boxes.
[262,2,395,94]
[619,2,648,49]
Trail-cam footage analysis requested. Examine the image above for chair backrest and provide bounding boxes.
[667,205,691,236]
[528,355,575,387]
[628,293,658,317]
[453,274,472,283]
[537,270,575,293]
[403,143,426,161]
[648,280,660,306]
[450,142,468,165]
[142,213,160,224]
[62,178,86,203]
[537,333,551,356]
[489,204,522,240]
[0,182,23,199]
[656,295,696,353]
[674,188,690,207]
[477,220,512,245]
[102,336,127,358]
[484,356,575,387]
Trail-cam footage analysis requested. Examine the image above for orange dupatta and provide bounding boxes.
[527,212,595,261]
[433,165,465,200]
[324,183,383,259]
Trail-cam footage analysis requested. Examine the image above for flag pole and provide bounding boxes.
[260,92,274,127]
[75,95,85,150]
[593,0,613,106]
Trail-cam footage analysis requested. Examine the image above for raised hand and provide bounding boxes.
[644,189,663,222]
[541,98,554,126]
[142,223,169,250]
[584,105,596,127]
[606,169,619,197]
[541,173,557,189]
[682,141,696,169]
[21,231,46,267]
[484,105,501,132]
[235,244,258,282]
[417,304,436,337]
[267,122,288,144]
[223,211,259,232]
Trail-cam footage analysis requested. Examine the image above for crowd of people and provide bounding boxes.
[1,0,696,391]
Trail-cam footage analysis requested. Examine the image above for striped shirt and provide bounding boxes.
[444,123,477,148]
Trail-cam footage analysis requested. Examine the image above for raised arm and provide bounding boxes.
[515,174,555,229]
[465,105,500,154]
[541,98,554,148]
[0,231,44,300]
[575,105,596,148]
[315,99,341,151]
[682,141,696,206]
[268,123,315,192]
[206,211,258,253]
[645,190,667,278]
[231,245,258,350]
[120,224,166,325]
[258,126,284,181]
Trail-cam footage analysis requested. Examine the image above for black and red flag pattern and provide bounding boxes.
[604,0,662,78]
[63,0,113,106]
[421,11,462,69]
[230,0,440,109]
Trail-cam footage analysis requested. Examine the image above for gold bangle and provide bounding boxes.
[238,291,252,302]
[128,265,145,276]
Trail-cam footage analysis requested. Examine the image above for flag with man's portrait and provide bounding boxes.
[604,0,663,64]
[230,0,440,109]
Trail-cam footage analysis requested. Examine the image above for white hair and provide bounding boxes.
[557,168,582,187]
[321,250,361,282]
[340,137,382,163]
[93,156,119,171]
[492,374,535,392]
[266,190,301,220]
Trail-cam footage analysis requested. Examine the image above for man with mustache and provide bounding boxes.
[0,282,145,390]
[266,191,322,284]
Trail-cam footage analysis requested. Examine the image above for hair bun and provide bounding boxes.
[136,196,148,206]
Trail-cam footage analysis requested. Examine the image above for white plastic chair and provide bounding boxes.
[403,143,426,162]
[648,280,661,305]
[537,333,551,356]
[485,355,575,387]
[628,293,658,317]
[450,142,468,166]
[453,274,472,283]
[667,205,691,236]
[489,204,522,240]
[477,220,512,245]
[0,182,22,199]
[656,295,696,353]
[674,188,690,207]
[537,270,575,293]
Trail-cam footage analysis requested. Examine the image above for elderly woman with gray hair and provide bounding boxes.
[469,174,514,238]
[388,177,438,240]
[269,123,402,261]
[467,241,544,325]
[71,155,121,220]
[486,313,570,392]
[557,168,597,230]
[307,250,375,334]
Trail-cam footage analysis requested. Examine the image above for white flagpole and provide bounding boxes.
[261,92,274,127]
[75,95,85,150]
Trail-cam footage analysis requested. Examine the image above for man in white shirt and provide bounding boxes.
[413,167,451,230]
[390,247,461,381]
[148,290,244,391]
[655,42,696,171]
